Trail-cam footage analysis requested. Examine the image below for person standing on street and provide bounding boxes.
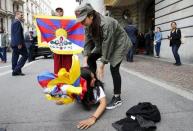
[75,3,132,110]
[0,29,8,63]
[53,7,72,74]
[154,27,162,58]
[124,20,138,62]
[168,21,182,66]
[11,11,28,76]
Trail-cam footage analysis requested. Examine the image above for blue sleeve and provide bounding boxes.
[158,33,162,41]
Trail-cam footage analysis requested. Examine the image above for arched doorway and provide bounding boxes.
[137,0,155,55]
[144,0,155,56]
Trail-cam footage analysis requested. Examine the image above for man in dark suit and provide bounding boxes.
[11,11,28,76]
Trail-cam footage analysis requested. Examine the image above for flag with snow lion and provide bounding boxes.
[34,15,85,54]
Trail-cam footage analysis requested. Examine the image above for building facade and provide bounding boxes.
[0,0,24,45]
[106,0,193,63]
[105,0,154,35]
[23,0,52,32]
[0,0,52,39]
[0,0,7,32]
[75,0,193,63]
[76,0,106,15]
[155,0,193,63]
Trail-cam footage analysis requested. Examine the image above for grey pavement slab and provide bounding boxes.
[0,59,193,131]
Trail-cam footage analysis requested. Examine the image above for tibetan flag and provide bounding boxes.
[34,15,85,54]
[37,71,56,88]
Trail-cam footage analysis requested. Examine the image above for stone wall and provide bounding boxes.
[81,0,106,15]
[155,0,193,63]
[107,0,154,33]
[108,5,138,28]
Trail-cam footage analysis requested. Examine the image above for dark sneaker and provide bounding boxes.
[176,63,182,66]
[106,96,122,110]
[19,72,25,76]
[174,63,182,66]
[12,72,20,76]
[12,72,25,76]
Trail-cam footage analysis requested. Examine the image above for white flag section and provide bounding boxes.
[48,36,83,55]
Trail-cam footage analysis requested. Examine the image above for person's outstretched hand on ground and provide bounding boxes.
[77,116,97,129]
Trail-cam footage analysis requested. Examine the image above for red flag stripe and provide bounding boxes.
[60,19,71,29]
[67,23,82,33]
[41,36,55,42]
[68,34,85,41]
[38,25,54,34]
[41,18,57,30]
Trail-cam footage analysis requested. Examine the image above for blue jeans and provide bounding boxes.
[0,47,7,62]
[172,44,181,64]
[155,42,161,56]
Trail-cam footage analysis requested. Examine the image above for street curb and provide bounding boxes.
[135,55,193,66]
[121,66,193,101]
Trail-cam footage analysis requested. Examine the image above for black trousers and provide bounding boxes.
[27,45,34,62]
[87,53,122,94]
[12,46,28,73]
[171,44,181,64]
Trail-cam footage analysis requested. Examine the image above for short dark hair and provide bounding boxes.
[171,21,177,25]
[15,11,23,15]
[55,7,63,12]
[157,27,161,31]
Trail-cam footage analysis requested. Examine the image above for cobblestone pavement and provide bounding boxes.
[121,55,193,92]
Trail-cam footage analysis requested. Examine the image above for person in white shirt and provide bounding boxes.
[56,67,106,129]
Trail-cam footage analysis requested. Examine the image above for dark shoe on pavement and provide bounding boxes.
[12,71,25,76]
[19,72,25,76]
[12,72,20,76]
[175,63,182,66]
[18,70,25,76]
[127,59,133,62]
[106,96,122,110]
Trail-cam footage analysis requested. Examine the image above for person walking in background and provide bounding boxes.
[24,31,34,62]
[124,20,138,62]
[11,11,28,76]
[0,29,8,63]
[75,3,132,110]
[168,21,182,66]
[154,27,162,58]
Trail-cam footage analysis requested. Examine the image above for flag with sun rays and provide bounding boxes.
[34,15,85,54]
